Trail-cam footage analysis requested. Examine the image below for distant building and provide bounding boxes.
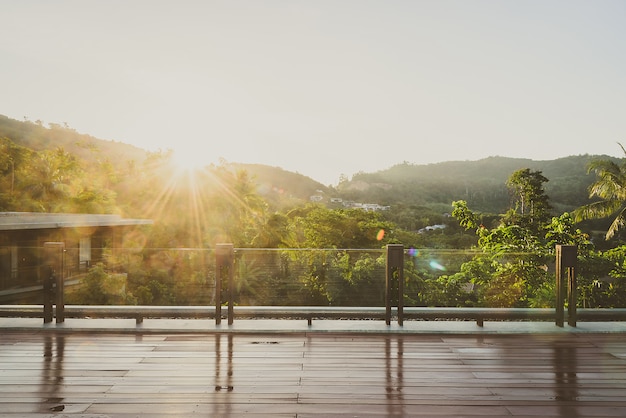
[310,195,324,202]
[360,203,390,212]
[418,224,447,234]
[0,212,152,301]
[341,201,390,211]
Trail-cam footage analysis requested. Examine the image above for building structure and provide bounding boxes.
[0,212,152,300]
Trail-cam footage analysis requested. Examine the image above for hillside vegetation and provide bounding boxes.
[1,114,612,218]
[0,114,147,168]
[3,114,626,309]
[338,156,612,214]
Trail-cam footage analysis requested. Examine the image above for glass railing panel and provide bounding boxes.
[1,246,625,310]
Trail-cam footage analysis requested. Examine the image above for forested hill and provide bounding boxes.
[1,114,619,215]
[228,163,330,206]
[338,155,621,214]
[0,114,148,169]
[0,115,329,209]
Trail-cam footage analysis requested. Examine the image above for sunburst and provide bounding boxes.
[138,152,261,249]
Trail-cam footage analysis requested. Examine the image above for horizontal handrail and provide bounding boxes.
[2,304,626,327]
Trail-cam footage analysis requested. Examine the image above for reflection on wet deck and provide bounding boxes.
[1,332,626,416]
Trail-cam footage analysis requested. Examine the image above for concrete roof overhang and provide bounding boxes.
[0,212,153,231]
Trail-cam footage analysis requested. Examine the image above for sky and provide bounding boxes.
[2,1,626,185]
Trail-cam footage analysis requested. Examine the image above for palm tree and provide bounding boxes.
[21,148,79,212]
[573,143,626,240]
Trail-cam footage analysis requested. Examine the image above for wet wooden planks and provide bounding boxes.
[1,332,626,416]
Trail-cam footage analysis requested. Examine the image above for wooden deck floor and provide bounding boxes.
[1,331,626,417]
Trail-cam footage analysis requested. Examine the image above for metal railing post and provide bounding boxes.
[567,251,578,327]
[555,245,577,327]
[43,269,53,324]
[215,244,234,325]
[43,242,65,324]
[386,244,404,326]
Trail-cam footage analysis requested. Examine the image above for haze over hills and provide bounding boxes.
[0,114,615,215]
[338,155,612,214]
[0,114,148,170]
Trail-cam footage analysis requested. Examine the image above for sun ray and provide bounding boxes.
[133,150,266,249]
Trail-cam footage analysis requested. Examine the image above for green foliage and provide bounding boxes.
[574,144,626,240]
[228,163,330,210]
[526,281,555,308]
[287,205,395,249]
[404,250,478,307]
[333,252,386,305]
[445,195,625,308]
[206,167,269,247]
[251,213,291,248]
[233,258,265,305]
[68,263,137,305]
[503,169,552,233]
[5,114,626,308]
[452,200,480,230]
[445,169,555,307]
[582,246,626,307]
[382,204,443,231]
[340,156,601,215]
[0,137,29,210]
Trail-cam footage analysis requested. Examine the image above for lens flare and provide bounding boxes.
[376,229,385,241]
[429,260,446,271]
[407,247,419,257]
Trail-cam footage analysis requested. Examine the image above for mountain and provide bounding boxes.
[337,155,620,214]
[227,163,330,209]
[0,115,328,208]
[0,114,148,169]
[1,114,618,215]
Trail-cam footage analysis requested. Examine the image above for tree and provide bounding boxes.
[503,168,551,233]
[68,263,137,305]
[279,205,397,305]
[451,200,480,231]
[574,144,626,240]
[251,213,291,248]
[205,166,268,247]
[19,148,81,212]
[445,170,555,307]
[0,137,30,210]
[286,205,395,249]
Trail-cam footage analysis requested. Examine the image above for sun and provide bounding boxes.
[143,145,217,248]
[169,145,212,173]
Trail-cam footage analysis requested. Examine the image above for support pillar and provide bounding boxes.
[555,245,577,327]
[43,242,65,324]
[385,244,404,326]
[215,244,234,325]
